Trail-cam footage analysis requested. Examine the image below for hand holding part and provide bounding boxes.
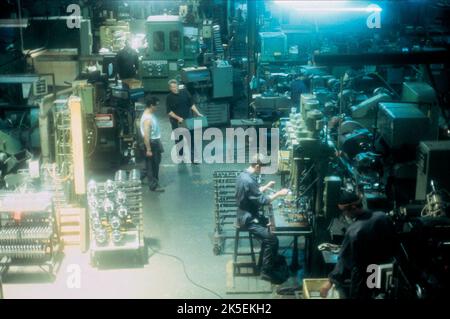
[320,280,333,298]
[267,181,276,188]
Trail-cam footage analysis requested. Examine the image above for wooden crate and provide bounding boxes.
[57,207,87,251]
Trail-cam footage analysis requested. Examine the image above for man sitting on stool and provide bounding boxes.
[235,154,289,284]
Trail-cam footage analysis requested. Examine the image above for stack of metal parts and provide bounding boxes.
[88,169,145,265]
[212,170,240,255]
[0,223,50,259]
[0,192,60,275]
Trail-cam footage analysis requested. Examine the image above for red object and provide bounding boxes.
[95,114,114,128]
[13,211,22,221]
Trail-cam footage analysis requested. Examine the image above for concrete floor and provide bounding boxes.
[2,96,302,299]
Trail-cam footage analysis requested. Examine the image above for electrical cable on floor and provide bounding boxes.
[147,246,224,299]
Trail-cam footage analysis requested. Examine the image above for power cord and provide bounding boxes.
[147,245,224,299]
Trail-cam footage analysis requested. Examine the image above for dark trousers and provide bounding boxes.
[170,120,195,162]
[145,139,162,190]
[246,222,279,272]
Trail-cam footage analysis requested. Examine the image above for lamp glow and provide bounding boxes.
[273,1,382,12]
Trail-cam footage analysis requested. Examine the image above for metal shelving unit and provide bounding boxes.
[0,192,62,278]
[212,170,240,255]
[88,169,146,267]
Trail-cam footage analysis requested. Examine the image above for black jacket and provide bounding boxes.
[117,46,139,79]
[329,211,397,297]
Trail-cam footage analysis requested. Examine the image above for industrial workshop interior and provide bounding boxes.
[0,0,449,301]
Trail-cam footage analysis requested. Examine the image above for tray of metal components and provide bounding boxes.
[88,169,147,267]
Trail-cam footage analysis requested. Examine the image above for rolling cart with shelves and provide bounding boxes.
[0,192,63,279]
[88,170,146,267]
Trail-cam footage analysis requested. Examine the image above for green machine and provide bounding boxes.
[140,15,198,92]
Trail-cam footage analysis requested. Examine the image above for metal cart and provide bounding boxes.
[0,192,63,279]
[89,170,146,267]
[212,170,240,255]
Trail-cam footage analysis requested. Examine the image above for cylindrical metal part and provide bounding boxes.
[114,170,127,182]
[129,169,141,181]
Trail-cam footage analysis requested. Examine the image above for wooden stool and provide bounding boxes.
[233,225,259,276]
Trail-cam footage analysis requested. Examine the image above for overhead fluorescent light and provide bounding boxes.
[0,19,28,28]
[295,7,382,12]
[274,1,350,7]
[273,1,382,12]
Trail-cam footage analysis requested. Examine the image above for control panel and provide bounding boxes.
[140,60,169,78]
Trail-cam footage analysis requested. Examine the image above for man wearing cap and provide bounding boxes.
[320,190,397,299]
[235,154,290,284]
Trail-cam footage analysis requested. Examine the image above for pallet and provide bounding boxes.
[225,260,273,294]
[57,207,86,248]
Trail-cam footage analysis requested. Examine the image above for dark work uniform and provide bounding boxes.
[329,211,397,299]
[235,170,278,273]
[116,46,139,79]
[166,90,195,160]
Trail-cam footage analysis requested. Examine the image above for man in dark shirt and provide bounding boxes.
[166,79,203,162]
[320,190,397,299]
[116,40,139,80]
[235,154,289,284]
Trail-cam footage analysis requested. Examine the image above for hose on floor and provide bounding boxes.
[147,246,224,299]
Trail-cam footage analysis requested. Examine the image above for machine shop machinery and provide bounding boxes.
[99,19,131,52]
[180,59,234,126]
[389,179,450,299]
[276,46,450,291]
[0,73,53,187]
[139,15,199,92]
[71,70,143,166]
